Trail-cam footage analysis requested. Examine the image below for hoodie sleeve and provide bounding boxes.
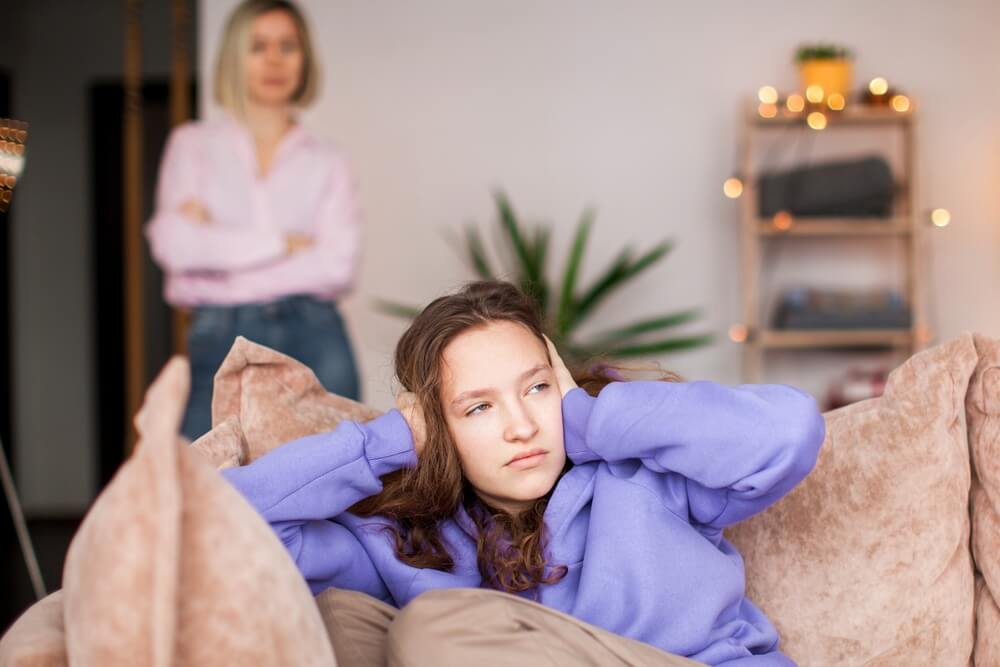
[561,381,825,529]
[222,410,416,595]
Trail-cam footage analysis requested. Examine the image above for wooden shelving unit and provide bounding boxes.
[750,105,912,127]
[738,101,929,382]
[756,217,912,237]
[757,329,914,350]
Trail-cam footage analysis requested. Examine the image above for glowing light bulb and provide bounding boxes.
[728,325,749,343]
[930,208,951,227]
[806,111,828,130]
[805,85,825,103]
[757,86,779,104]
[826,93,846,111]
[869,77,889,95]
[758,102,778,119]
[723,177,744,199]
[0,154,23,178]
[891,94,911,112]
[773,211,794,230]
[785,94,805,113]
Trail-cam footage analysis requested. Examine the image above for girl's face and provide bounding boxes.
[245,10,304,107]
[439,321,567,514]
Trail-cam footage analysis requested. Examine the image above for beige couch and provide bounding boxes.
[1,333,998,666]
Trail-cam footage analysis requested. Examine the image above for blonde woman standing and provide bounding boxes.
[147,0,361,441]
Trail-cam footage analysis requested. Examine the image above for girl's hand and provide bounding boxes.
[544,336,577,398]
[179,199,212,224]
[285,233,315,255]
[395,391,426,457]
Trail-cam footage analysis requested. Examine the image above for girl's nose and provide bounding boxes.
[503,403,539,442]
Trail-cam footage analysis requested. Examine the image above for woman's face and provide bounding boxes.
[245,9,304,107]
[439,321,567,514]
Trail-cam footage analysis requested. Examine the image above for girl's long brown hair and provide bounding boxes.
[351,281,624,593]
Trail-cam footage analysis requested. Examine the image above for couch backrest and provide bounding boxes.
[966,334,1000,665]
[728,335,979,666]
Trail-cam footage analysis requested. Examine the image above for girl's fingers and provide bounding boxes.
[544,335,577,397]
[395,392,426,455]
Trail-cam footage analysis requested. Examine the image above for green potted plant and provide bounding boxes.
[795,43,853,100]
[378,191,712,367]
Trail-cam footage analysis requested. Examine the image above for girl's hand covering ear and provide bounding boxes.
[179,199,212,224]
[395,391,426,456]
[544,336,578,398]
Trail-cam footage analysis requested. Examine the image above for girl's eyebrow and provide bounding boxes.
[450,363,550,407]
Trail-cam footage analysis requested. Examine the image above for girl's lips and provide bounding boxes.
[506,450,547,470]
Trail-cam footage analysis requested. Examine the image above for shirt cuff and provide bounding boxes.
[359,410,418,478]
[562,387,600,464]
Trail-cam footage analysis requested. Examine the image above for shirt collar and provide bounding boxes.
[219,111,310,170]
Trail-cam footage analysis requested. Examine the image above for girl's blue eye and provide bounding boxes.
[528,382,549,395]
[466,403,489,417]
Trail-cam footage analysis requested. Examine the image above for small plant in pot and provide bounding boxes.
[795,43,853,101]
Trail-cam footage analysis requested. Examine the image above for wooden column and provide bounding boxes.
[123,0,144,453]
[739,103,762,382]
[170,0,192,355]
[903,115,929,352]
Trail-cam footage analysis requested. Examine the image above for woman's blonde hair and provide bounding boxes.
[214,0,320,115]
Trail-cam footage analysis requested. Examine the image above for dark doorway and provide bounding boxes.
[90,80,196,489]
[0,66,24,633]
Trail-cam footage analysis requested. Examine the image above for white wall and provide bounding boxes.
[200,0,1000,410]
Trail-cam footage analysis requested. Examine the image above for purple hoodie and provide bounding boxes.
[223,380,824,665]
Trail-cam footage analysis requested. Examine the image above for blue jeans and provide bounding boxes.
[180,295,360,441]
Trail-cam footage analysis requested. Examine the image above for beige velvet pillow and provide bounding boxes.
[0,592,67,667]
[966,334,1000,666]
[727,335,978,665]
[61,357,336,666]
[193,336,379,468]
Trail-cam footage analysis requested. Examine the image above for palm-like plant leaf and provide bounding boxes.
[463,224,494,280]
[495,192,536,282]
[373,299,423,320]
[532,226,551,313]
[569,247,634,327]
[557,209,594,338]
[586,310,703,347]
[496,191,551,310]
[619,242,672,283]
[571,241,672,330]
[595,334,714,359]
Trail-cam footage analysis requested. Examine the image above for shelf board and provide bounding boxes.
[749,104,914,127]
[755,217,912,237]
[757,329,913,349]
